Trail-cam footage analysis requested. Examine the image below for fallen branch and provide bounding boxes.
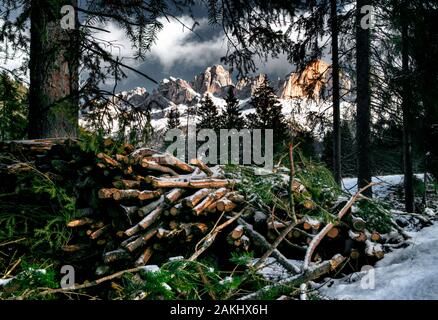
[303,183,376,270]
[238,218,301,274]
[239,254,346,300]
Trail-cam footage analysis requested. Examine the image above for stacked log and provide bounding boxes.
[0,139,425,284]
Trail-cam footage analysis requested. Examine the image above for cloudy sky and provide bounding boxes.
[96,8,295,93]
[0,2,309,93]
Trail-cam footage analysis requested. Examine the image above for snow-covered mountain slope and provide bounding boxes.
[80,61,355,136]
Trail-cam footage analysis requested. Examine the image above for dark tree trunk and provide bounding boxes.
[28,0,79,139]
[355,0,373,197]
[331,0,342,185]
[401,4,415,213]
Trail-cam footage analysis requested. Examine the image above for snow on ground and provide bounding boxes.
[342,174,425,198]
[320,221,438,300]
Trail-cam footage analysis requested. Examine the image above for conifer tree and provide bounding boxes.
[198,94,220,130]
[166,107,181,131]
[248,76,288,143]
[220,88,245,130]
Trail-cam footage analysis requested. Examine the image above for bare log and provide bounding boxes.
[141,159,179,176]
[97,153,122,169]
[216,198,237,212]
[170,203,182,216]
[371,231,381,242]
[230,225,245,240]
[150,177,235,189]
[239,255,346,300]
[129,148,160,165]
[303,183,375,270]
[115,154,129,164]
[125,229,158,252]
[165,188,185,204]
[190,159,213,176]
[112,180,141,190]
[98,188,119,199]
[103,249,131,264]
[303,217,321,231]
[365,240,384,259]
[348,230,368,242]
[90,225,110,240]
[138,196,165,218]
[138,203,166,230]
[67,218,94,228]
[192,188,228,216]
[145,154,194,173]
[182,188,212,208]
[135,247,154,266]
[327,227,340,239]
[238,218,302,274]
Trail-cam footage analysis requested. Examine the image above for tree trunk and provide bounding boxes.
[355,0,373,197]
[28,0,79,139]
[401,4,415,213]
[331,0,342,185]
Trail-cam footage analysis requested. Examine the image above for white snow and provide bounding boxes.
[342,174,424,198]
[251,257,303,282]
[320,221,438,300]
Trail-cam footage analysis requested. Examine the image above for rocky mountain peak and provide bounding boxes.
[192,64,233,96]
[157,77,199,105]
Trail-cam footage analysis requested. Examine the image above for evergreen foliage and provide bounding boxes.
[220,88,245,130]
[198,94,220,130]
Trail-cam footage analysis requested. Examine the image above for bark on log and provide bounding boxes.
[138,203,166,230]
[138,196,165,218]
[182,188,212,208]
[192,188,228,216]
[112,180,141,190]
[170,203,182,216]
[125,229,158,252]
[67,218,94,228]
[145,154,194,173]
[230,225,245,240]
[238,218,301,274]
[365,240,384,259]
[190,159,213,177]
[141,159,179,176]
[129,148,159,165]
[150,177,235,189]
[103,249,131,264]
[164,188,185,204]
[90,225,110,240]
[97,153,122,169]
[239,255,346,300]
[135,247,153,266]
[352,216,366,231]
[216,198,237,212]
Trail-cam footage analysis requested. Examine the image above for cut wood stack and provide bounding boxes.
[0,139,425,282]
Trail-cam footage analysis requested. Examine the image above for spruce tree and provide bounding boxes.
[220,88,245,130]
[249,76,288,144]
[166,107,181,131]
[198,94,220,129]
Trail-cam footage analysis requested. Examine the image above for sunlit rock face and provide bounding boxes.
[157,77,199,105]
[192,64,234,96]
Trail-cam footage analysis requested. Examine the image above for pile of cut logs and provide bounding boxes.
[0,139,431,286]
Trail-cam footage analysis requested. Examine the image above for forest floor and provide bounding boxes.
[319,174,438,300]
[319,218,438,299]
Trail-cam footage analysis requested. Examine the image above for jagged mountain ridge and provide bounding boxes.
[81,60,354,134]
